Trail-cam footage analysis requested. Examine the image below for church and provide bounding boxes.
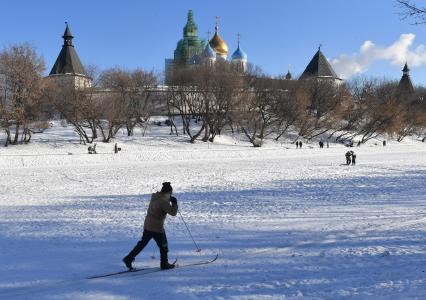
[165,10,248,79]
[47,12,414,96]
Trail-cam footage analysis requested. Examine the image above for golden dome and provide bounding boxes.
[209,17,228,57]
[209,33,228,56]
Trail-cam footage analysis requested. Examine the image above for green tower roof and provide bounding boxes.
[174,10,205,65]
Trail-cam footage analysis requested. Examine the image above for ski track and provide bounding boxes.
[0,125,426,299]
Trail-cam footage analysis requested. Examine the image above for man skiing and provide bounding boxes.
[123,182,178,270]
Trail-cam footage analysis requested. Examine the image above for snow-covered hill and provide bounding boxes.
[0,123,425,299]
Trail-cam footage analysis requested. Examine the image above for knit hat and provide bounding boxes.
[161,182,173,193]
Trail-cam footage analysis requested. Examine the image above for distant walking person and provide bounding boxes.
[122,182,178,270]
[299,141,303,148]
[296,141,299,149]
[345,151,352,165]
[319,141,324,148]
[351,151,356,165]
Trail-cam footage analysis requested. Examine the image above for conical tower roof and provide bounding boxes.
[299,47,340,81]
[403,63,410,73]
[183,10,198,38]
[285,69,292,80]
[397,63,415,97]
[63,23,73,40]
[49,23,86,76]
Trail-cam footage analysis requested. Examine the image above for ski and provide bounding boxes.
[126,253,218,278]
[87,258,177,279]
[176,253,218,269]
[88,254,218,279]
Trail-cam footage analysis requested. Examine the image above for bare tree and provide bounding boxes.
[352,80,402,142]
[52,81,98,144]
[233,69,277,147]
[95,92,125,143]
[272,80,310,142]
[0,44,47,146]
[167,66,208,143]
[397,0,426,24]
[188,61,242,142]
[393,88,426,141]
[294,79,349,141]
[413,87,426,141]
[100,67,157,136]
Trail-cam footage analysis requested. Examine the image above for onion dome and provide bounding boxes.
[231,33,247,61]
[209,17,228,58]
[202,42,216,59]
[231,47,247,60]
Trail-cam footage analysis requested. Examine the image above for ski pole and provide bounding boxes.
[178,209,201,252]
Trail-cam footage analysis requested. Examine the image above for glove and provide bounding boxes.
[170,196,177,205]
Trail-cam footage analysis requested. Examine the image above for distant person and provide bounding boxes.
[299,141,303,148]
[319,141,324,148]
[122,182,178,270]
[114,143,121,154]
[326,141,329,148]
[345,151,352,165]
[351,151,356,165]
[88,143,97,154]
[296,141,299,149]
[357,141,361,147]
[383,140,386,147]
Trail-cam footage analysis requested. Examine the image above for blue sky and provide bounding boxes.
[1,0,426,84]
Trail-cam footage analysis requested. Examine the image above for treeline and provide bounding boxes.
[1,44,426,147]
[0,44,158,145]
[166,61,426,146]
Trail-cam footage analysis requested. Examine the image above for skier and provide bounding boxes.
[345,151,352,165]
[122,182,178,270]
[351,151,356,165]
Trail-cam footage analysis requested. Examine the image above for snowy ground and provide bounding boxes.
[0,122,426,299]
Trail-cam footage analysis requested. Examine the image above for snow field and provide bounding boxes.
[0,124,426,299]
